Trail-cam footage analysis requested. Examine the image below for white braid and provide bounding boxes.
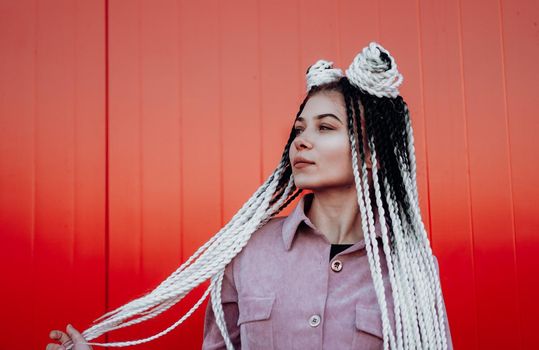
[345,42,403,98]
[87,166,284,328]
[382,133,447,349]
[210,176,297,350]
[376,115,446,349]
[395,104,447,349]
[399,215,435,350]
[63,156,297,349]
[403,103,419,205]
[348,114,396,350]
[383,152,435,350]
[82,284,213,348]
[383,180,422,348]
[306,59,344,92]
[367,141,405,350]
[210,270,235,350]
[351,118,448,349]
[400,110,448,349]
[85,179,280,333]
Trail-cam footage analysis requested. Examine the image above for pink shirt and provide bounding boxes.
[202,192,453,349]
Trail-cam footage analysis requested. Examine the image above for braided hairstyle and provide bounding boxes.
[65,43,449,350]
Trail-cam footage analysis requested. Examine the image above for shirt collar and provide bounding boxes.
[281,192,386,251]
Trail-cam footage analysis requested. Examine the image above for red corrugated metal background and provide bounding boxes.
[1,0,537,349]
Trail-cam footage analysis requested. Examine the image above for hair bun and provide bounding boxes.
[306,59,344,92]
[345,42,403,98]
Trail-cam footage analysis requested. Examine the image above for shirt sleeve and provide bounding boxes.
[432,255,454,350]
[202,260,241,350]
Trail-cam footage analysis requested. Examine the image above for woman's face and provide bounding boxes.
[289,90,371,191]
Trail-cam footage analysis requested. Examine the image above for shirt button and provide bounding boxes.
[331,259,343,272]
[309,314,321,327]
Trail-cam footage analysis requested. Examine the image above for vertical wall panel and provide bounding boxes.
[139,1,184,349]
[0,2,37,349]
[220,0,261,223]
[32,3,79,347]
[419,0,477,348]
[0,1,38,348]
[500,0,539,347]
[1,0,538,349]
[460,0,520,348]
[70,0,107,347]
[107,0,146,346]
[178,0,222,348]
[259,0,301,187]
[0,0,106,349]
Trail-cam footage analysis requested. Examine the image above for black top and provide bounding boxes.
[329,243,353,261]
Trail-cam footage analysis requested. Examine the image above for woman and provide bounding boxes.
[47,42,453,350]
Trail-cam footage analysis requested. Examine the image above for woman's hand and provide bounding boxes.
[46,324,93,350]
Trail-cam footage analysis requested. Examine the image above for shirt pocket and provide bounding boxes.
[237,295,275,350]
[351,303,384,350]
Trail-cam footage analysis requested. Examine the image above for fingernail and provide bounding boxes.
[67,323,72,330]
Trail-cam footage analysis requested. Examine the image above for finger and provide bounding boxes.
[49,330,71,345]
[46,343,64,350]
[66,324,85,344]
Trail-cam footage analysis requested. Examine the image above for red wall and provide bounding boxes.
[1,0,537,349]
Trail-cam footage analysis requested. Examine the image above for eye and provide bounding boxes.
[293,125,333,135]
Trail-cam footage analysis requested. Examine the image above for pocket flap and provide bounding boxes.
[355,304,383,338]
[237,295,275,326]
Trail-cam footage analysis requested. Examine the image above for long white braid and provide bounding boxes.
[400,105,449,349]
[372,139,437,350]
[398,159,447,349]
[363,139,404,349]
[381,101,447,349]
[87,162,283,326]
[210,175,297,350]
[86,166,286,333]
[64,153,297,349]
[348,104,396,350]
[394,105,439,348]
[377,128,436,349]
[382,176,422,349]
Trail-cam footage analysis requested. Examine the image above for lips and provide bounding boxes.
[294,162,314,169]
[293,156,315,167]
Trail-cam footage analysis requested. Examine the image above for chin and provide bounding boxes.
[292,178,321,191]
[294,183,317,191]
[293,178,348,191]
[294,181,336,192]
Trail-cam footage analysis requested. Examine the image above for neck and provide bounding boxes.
[305,185,375,244]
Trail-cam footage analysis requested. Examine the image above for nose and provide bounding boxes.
[293,133,313,150]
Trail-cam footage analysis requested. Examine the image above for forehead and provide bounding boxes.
[296,90,346,123]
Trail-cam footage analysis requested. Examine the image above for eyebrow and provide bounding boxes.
[295,113,344,125]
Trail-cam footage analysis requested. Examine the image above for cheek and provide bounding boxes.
[288,147,295,164]
[321,139,353,177]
